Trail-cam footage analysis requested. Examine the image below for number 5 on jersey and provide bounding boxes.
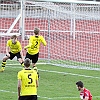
[28,74,33,84]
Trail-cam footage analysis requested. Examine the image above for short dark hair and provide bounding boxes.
[24,58,31,67]
[76,81,84,88]
[34,28,40,35]
[11,35,17,39]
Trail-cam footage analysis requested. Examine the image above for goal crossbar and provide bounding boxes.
[35,0,100,4]
[26,1,100,20]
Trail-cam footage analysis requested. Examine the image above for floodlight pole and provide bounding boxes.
[20,0,26,40]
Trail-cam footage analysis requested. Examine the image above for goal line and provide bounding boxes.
[6,63,100,71]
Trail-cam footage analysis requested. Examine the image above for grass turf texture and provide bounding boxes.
[0,60,100,100]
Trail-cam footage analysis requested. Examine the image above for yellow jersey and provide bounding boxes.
[7,39,22,54]
[24,35,46,55]
[17,69,38,96]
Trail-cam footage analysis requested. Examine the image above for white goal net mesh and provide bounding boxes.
[0,0,100,70]
[0,0,21,58]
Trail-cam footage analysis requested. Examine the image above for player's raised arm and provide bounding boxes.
[24,36,32,50]
[41,36,47,46]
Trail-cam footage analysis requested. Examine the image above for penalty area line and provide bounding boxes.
[6,65,100,79]
[0,89,51,99]
[0,89,100,99]
[39,69,100,79]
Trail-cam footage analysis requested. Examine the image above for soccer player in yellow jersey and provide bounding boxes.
[18,58,38,100]
[0,35,24,72]
[24,28,47,70]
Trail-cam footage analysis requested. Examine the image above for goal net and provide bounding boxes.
[0,0,100,70]
[0,0,21,58]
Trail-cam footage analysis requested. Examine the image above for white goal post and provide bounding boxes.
[0,0,100,70]
[0,0,25,38]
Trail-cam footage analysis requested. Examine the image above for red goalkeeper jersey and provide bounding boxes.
[80,88,92,100]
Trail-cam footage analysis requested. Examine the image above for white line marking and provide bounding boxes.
[0,90,16,94]
[0,89,100,99]
[50,64,100,71]
[39,69,100,79]
[7,65,100,79]
[6,63,100,71]
[2,64,100,99]
[6,63,47,65]
[0,90,51,99]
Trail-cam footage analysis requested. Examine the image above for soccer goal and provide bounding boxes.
[0,0,26,58]
[0,0,100,70]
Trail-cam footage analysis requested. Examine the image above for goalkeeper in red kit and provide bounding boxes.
[76,81,92,100]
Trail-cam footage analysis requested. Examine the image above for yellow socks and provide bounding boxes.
[0,61,6,72]
[0,67,5,72]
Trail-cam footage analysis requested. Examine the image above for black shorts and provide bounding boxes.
[6,52,22,60]
[25,52,39,63]
[19,95,37,100]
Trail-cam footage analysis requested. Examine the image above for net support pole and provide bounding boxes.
[6,14,21,34]
[47,9,51,63]
[70,3,73,36]
[20,0,25,40]
[73,3,76,39]
[70,3,76,39]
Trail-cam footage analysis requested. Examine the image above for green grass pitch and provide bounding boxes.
[0,60,100,100]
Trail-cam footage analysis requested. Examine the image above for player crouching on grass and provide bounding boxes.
[0,35,24,72]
